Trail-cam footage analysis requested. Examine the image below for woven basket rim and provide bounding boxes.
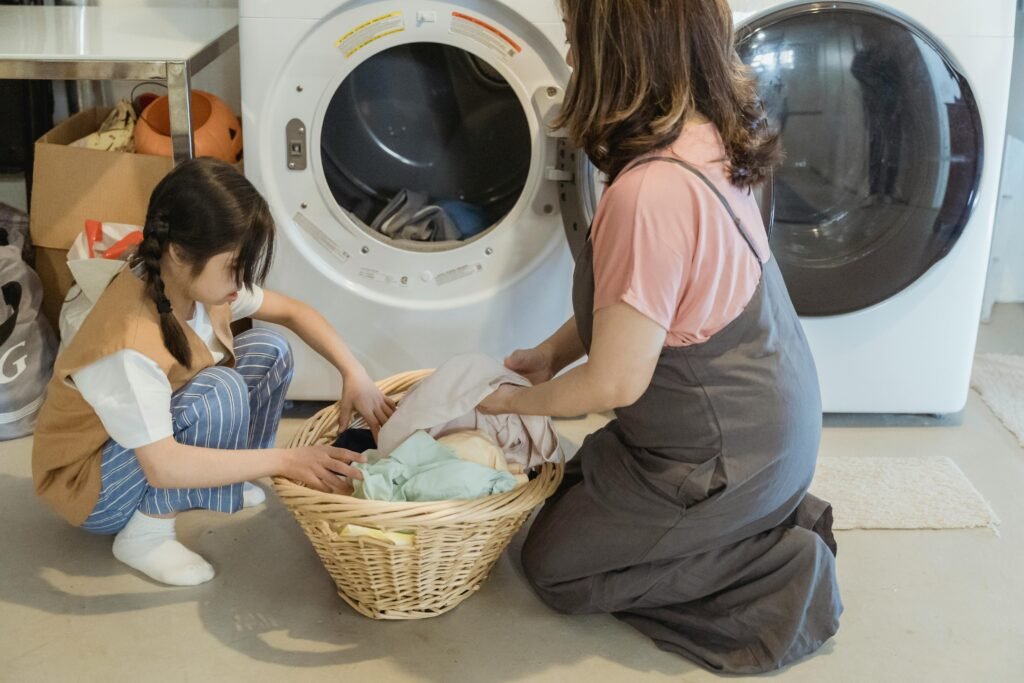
[275,368,563,517]
[272,464,561,507]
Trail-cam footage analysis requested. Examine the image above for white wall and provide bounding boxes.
[984,7,1024,312]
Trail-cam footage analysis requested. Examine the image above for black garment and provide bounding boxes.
[332,428,376,453]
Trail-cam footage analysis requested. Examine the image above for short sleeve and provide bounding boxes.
[70,350,174,449]
[591,167,695,330]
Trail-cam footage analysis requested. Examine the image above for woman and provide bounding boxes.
[33,159,393,587]
[480,0,841,673]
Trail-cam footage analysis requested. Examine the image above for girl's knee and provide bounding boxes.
[194,366,248,400]
[184,367,250,441]
[235,328,293,368]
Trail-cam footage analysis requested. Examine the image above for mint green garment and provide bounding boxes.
[352,431,518,502]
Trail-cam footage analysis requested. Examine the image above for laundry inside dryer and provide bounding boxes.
[320,43,532,250]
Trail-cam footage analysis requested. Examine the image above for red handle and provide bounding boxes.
[103,231,144,260]
[84,219,104,259]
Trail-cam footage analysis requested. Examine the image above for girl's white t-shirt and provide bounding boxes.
[67,286,264,449]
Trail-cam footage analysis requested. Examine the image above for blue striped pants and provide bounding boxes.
[81,329,294,534]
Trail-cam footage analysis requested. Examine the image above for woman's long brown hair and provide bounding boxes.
[555,0,782,186]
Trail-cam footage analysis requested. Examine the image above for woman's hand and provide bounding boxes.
[281,445,367,494]
[338,368,397,438]
[482,305,667,418]
[504,345,556,385]
[478,383,525,415]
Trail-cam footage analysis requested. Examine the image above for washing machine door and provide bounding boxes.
[320,42,533,234]
[318,44,599,264]
[736,2,984,316]
[260,3,595,310]
[250,3,606,387]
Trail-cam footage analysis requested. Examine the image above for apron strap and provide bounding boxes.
[623,156,766,263]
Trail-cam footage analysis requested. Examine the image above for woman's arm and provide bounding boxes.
[505,316,587,384]
[252,290,395,433]
[541,316,588,374]
[483,303,666,417]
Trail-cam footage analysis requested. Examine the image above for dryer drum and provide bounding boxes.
[320,43,532,248]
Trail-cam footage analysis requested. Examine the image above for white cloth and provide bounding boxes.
[69,286,263,449]
[378,354,562,469]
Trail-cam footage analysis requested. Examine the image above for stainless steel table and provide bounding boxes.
[0,5,238,163]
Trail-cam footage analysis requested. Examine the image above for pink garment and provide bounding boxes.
[592,122,771,347]
[377,354,562,469]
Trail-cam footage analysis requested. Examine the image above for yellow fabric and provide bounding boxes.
[438,430,529,486]
[438,430,506,469]
[70,99,137,153]
[340,524,416,546]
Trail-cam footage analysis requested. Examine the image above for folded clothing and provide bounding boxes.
[371,189,461,242]
[370,190,490,242]
[352,431,518,502]
[378,354,562,470]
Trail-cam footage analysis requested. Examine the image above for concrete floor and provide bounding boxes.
[2,307,1023,682]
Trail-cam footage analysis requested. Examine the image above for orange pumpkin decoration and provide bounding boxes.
[134,90,243,163]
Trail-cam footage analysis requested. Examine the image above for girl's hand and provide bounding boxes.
[282,445,367,494]
[478,384,524,415]
[505,346,556,385]
[338,368,397,439]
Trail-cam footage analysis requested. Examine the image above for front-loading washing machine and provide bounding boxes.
[240,0,597,398]
[732,0,1016,413]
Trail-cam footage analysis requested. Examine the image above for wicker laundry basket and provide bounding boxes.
[274,370,564,620]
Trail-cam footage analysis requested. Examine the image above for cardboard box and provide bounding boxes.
[30,108,172,334]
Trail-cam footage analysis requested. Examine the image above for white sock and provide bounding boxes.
[242,481,266,508]
[112,511,215,587]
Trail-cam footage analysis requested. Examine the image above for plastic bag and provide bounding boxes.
[0,202,31,263]
[60,220,142,347]
[0,241,58,440]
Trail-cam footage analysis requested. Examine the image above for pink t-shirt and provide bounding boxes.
[592,123,770,347]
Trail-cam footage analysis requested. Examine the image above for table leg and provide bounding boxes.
[167,61,195,164]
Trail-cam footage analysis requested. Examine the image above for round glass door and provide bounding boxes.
[320,43,532,250]
[736,3,983,316]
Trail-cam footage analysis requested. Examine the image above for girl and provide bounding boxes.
[33,158,394,587]
[480,0,842,673]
